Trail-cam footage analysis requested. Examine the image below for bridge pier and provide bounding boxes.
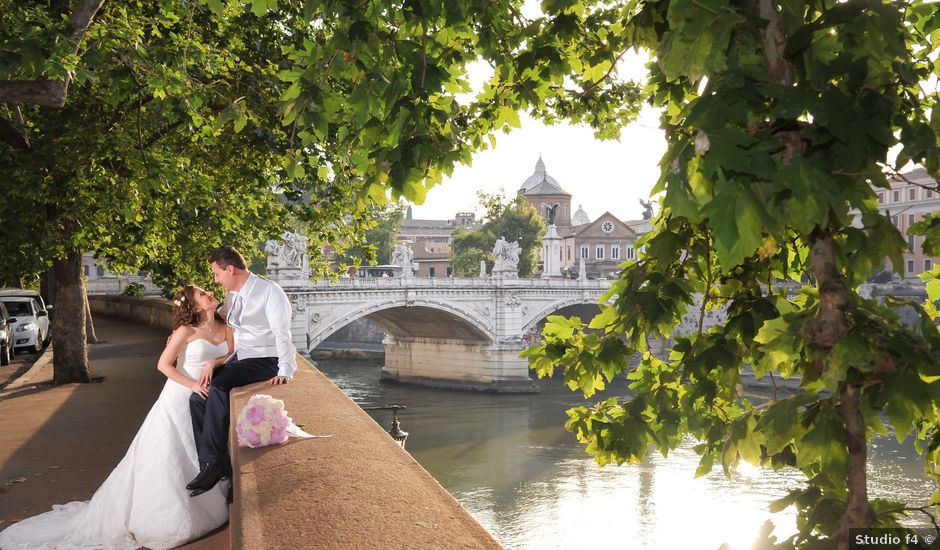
[381,336,538,393]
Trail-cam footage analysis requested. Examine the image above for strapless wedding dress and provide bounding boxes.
[0,339,229,550]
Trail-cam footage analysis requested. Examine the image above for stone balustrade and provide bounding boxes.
[297,276,612,290]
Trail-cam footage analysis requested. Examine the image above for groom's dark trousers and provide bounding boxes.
[190,355,278,472]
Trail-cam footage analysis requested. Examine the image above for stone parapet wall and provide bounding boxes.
[86,277,163,296]
[88,295,174,331]
[229,360,502,549]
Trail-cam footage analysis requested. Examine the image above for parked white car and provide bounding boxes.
[0,290,51,353]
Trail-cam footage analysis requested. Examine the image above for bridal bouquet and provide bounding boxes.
[236,394,306,448]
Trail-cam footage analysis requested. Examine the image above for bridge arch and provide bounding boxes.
[309,298,495,349]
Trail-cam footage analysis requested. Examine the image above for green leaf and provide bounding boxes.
[702,178,764,269]
[495,105,521,129]
[757,393,817,454]
[250,0,275,16]
[233,112,248,133]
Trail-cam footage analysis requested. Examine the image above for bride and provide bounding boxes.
[0,285,231,550]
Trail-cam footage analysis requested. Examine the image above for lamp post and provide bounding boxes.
[363,404,409,449]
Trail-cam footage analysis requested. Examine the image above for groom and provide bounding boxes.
[186,245,297,497]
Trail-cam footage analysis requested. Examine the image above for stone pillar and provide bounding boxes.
[578,258,587,281]
[381,335,537,392]
[541,224,562,278]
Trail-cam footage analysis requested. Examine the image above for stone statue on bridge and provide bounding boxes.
[282,232,308,267]
[264,240,282,268]
[391,244,416,278]
[492,236,520,278]
[265,231,311,282]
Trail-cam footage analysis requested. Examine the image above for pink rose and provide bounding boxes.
[271,427,287,444]
[246,404,265,425]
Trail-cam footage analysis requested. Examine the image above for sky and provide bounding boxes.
[409,48,668,224]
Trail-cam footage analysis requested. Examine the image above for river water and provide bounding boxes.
[315,358,935,550]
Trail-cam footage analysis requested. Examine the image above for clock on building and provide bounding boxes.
[601,220,614,233]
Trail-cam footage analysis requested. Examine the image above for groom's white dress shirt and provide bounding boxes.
[224,271,297,379]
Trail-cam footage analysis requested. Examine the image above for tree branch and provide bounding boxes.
[881,164,939,192]
[0,0,107,108]
[754,0,875,542]
[570,48,631,98]
[67,0,107,43]
[0,115,30,150]
[0,80,69,108]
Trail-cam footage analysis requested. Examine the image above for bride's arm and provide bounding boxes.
[157,327,204,394]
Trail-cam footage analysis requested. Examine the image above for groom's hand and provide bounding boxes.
[267,376,291,385]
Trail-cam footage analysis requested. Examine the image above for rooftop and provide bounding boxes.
[518,156,570,196]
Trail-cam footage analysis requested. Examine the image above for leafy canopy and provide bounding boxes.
[1,0,643,291]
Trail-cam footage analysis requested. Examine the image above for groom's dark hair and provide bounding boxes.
[209,245,247,270]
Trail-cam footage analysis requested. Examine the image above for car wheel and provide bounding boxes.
[34,336,42,353]
[0,343,9,366]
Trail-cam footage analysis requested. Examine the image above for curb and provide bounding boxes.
[5,346,53,391]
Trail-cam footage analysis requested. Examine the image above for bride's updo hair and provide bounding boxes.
[172,286,200,329]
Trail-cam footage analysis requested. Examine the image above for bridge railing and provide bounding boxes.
[292,276,612,290]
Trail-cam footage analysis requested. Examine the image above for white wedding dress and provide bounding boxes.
[0,339,229,550]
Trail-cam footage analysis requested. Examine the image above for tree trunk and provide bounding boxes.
[837,384,876,549]
[52,250,90,383]
[85,294,98,344]
[41,266,55,308]
[750,0,875,542]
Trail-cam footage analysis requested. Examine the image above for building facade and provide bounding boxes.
[874,168,940,277]
[397,207,477,245]
[394,209,477,276]
[82,253,161,295]
[409,241,453,277]
[562,213,639,279]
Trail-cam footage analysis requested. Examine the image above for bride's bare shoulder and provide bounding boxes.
[170,325,196,341]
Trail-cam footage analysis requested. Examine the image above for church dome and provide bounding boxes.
[572,204,590,226]
[519,156,567,195]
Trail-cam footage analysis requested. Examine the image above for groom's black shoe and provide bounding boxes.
[187,463,226,497]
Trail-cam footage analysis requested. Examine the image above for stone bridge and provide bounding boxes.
[277,276,610,392]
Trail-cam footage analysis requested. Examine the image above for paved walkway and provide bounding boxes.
[0,347,44,389]
[0,316,227,549]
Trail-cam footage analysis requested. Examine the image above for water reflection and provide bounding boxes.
[317,359,935,549]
